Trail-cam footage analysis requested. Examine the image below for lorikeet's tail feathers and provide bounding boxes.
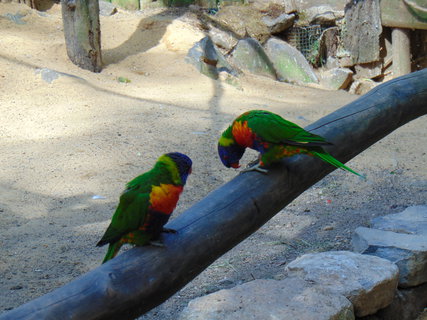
[102,242,122,264]
[312,151,365,178]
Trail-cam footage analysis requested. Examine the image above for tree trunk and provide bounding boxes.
[1,69,427,320]
[61,0,102,72]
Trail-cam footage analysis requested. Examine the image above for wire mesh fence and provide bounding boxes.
[286,25,329,64]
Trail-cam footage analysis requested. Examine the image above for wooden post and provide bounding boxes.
[392,27,412,77]
[61,0,103,72]
[1,69,427,320]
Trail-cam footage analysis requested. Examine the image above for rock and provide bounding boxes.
[325,57,339,69]
[191,9,239,52]
[293,0,346,12]
[161,19,205,53]
[370,205,427,236]
[36,68,61,83]
[212,6,270,43]
[298,5,344,26]
[4,11,29,25]
[231,38,277,80]
[320,67,353,90]
[348,79,377,95]
[264,37,318,84]
[261,12,296,34]
[338,55,355,68]
[354,61,383,80]
[99,0,118,16]
[343,0,382,64]
[353,228,427,253]
[286,251,399,317]
[352,206,427,288]
[35,68,81,84]
[251,0,297,14]
[208,25,239,52]
[186,36,238,80]
[178,277,354,320]
[374,282,427,320]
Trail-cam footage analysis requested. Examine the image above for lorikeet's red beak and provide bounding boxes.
[230,162,240,168]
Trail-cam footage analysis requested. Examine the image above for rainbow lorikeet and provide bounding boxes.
[218,110,363,177]
[97,152,192,263]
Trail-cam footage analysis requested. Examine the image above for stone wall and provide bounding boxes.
[179,206,427,320]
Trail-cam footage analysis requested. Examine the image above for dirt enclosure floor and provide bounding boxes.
[0,3,426,319]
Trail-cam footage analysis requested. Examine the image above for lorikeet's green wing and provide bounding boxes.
[97,190,150,246]
[244,110,331,146]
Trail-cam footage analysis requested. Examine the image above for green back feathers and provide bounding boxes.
[97,153,192,263]
[219,110,363,178]
[238,110,331,147]
[98,155,181,247]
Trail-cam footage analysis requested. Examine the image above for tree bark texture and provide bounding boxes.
[1,69,427,320]
[61,0,102,72]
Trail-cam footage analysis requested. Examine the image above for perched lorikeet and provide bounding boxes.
[97,152,192,263]
[218,110,363,177]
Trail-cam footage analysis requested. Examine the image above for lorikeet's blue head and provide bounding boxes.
[218,142,245,169]
[166,152,192,185]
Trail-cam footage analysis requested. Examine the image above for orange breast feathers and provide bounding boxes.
[149,184,184,214]
[231,120,254,147]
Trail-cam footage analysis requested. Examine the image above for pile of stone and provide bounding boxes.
[178,205,427,320]
[186,0,397,94]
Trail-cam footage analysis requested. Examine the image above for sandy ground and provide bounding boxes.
[0,3,426,318]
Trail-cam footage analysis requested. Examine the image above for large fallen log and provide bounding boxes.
[1,69,427,320]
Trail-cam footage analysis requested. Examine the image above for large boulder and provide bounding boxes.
[186,36,238,80]
[297,5,344,26]
[286,251,398,317]
[230,38,277,80]
[179,277,354,320]
[208,24,239,52]
[251,0,297,13]
[212,6,271,43]
[211,3,297,42]
[264,37,318,84]
[319,67,353,90]
[261,12,296,34]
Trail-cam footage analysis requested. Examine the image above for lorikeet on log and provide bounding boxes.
[218,110,363,177]
[97,152,192,263]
